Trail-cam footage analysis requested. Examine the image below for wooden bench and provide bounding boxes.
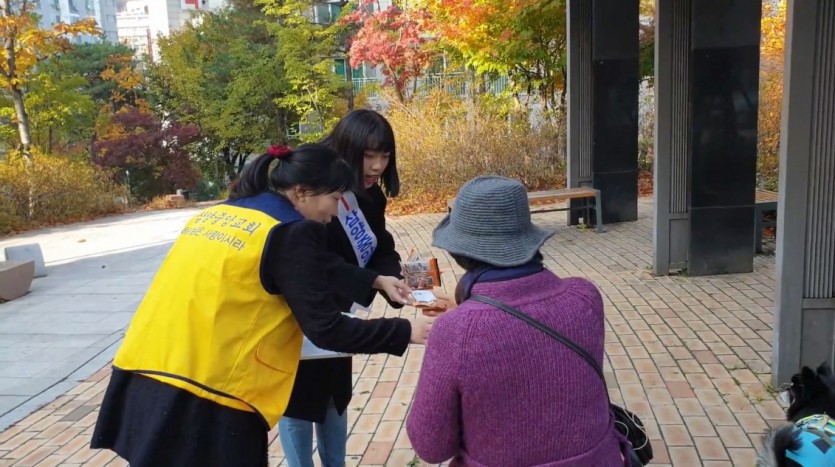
[447,187,604,233]
[754,189,778,253]
[0,260,35,302]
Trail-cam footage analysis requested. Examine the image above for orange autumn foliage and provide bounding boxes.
[1,0,100,153]
[758,0,785,190]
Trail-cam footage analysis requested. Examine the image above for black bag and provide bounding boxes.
[471,295,653,466]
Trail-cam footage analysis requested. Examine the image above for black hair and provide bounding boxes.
[449,253,492,272]
[320,109,400,197]
[229,143,356,200]
[451,251,545,303]
[449,251,545,271]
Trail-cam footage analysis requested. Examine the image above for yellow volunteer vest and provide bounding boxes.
[114,192,304,427]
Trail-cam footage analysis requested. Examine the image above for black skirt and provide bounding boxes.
[91,368,268,467]
[283,356,353,423]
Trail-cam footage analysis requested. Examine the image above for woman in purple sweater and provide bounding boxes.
[407,176,632,466]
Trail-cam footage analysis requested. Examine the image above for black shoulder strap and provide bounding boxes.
[470,294,605,382]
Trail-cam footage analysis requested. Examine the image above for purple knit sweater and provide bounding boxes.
[406,270,630,466]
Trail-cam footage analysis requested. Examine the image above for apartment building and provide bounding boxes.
[116,0,227,59]
[33,0,119,43]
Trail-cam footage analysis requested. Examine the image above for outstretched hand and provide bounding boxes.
[372,275,412,305]
[409,315,435,344]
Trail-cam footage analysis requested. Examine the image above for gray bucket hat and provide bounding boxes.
[432,176,556,267]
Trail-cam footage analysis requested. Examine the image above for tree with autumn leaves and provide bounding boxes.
[758,0,785,190]
[343,0,435,103]
[0,0,793,231]
[0,3,202,226]
[0,0,99,159]
[422,0,567,109]
[92,109,201,200]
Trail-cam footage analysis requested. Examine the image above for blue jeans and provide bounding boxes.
[278,400,347,467]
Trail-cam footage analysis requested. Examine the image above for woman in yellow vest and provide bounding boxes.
[90,143,431,467]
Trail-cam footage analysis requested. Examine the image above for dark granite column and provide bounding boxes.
[688,0,760,275]
[567,0,638,226]
[591,0,639,224]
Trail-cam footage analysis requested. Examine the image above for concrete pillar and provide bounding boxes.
[653,0,692,274]
[653,0,761,276]
[567,0,639,227]
[772,0,835,384]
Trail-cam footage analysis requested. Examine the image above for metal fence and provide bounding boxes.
[351,73,510,99]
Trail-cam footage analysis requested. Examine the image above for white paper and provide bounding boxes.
[411,290,437,302]
[300,303,367,360]
[300,337,352,360]
[778,390,792,406]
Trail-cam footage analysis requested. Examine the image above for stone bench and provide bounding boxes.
[755,189,778,253]
[0,260,35,302]
[4,243,47,277]
[447,187,604,232]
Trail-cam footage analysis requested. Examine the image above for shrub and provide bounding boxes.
[384,90,566,214]
[0,196,21,235]
[757,1,786,191]
[93,108,201,201]
[0,150,128,232]
[143,195,189,210]
[192,178,225,202]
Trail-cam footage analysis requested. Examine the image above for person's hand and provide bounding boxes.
[409,315,435,344]
[428,288,457,313]
[433,288,457,306]
[373,275,412,304]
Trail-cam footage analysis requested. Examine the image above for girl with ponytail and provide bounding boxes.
[91,143,433,467]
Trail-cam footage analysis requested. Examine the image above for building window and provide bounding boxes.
[68,0,78,13]
[313,2,341,24]
[329,4,341,21]
[352,64,364,80]
[333,58,346,78]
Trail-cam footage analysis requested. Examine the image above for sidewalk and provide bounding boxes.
[0,199,782,466]
[0,209,200,431]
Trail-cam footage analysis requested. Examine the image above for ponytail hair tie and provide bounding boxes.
[267,145,292,159]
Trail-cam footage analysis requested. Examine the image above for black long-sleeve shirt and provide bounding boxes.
[265,217,410,357]
[279,185,407,423]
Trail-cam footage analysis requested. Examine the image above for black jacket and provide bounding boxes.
[282,184,405,423]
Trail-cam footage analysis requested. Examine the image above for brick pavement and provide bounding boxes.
[0,198,782,466]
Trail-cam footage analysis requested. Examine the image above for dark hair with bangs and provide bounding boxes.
[320,109,400,197]
[229,143,355,199]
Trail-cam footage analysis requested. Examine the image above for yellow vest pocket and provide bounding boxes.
[255,338,298,374]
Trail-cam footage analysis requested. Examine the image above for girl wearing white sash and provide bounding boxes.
[279,110,405,467]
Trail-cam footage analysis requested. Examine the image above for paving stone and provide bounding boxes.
[0,199,784,466]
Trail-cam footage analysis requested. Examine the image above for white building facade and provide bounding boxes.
[117,0,227,59]
[33,0,119,43]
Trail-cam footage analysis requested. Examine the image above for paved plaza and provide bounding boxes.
[0,198,782,466]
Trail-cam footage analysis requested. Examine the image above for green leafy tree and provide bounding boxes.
[45,42,138,105]
[23,71,96,154]
[639,0,655,84]
[0,0,99,158]
[6,43,131,155]
[152,0,346,180]
[151,6,286,179]
[422,0,567,110]
[258,0,347,138]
